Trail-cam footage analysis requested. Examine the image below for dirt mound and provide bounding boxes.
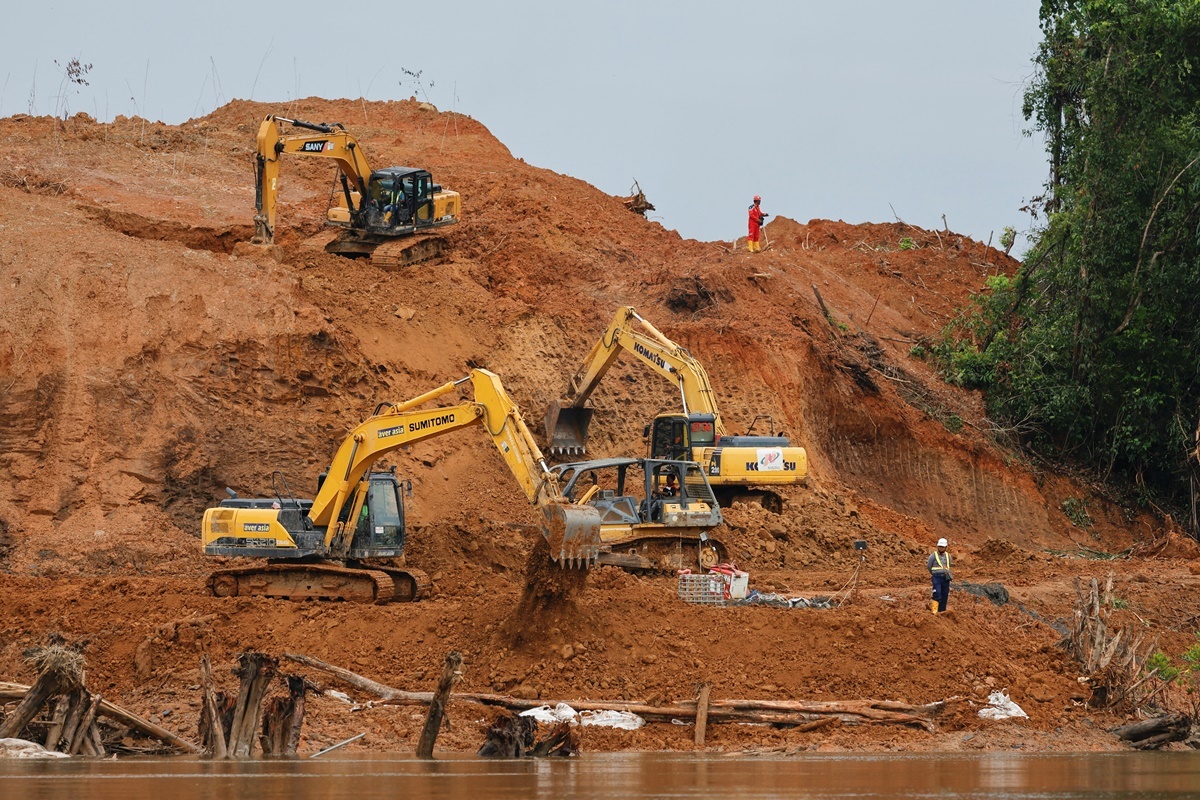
[0,98,1194,753]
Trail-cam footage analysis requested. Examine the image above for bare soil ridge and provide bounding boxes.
[1,98,1197,754]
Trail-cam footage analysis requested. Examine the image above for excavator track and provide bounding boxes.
[369,236,445,271]
[207,563,396,604]
[360,566,430,603]
[321,230,447,270]
[597,535,726,575]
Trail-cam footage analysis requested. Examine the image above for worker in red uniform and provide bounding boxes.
[747,195,768,252]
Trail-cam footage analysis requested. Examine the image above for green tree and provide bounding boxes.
[940,0,1200,514]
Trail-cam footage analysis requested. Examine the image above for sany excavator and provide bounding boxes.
[546,306,809,511]
[252,114,460,269]
[202,369,601,603]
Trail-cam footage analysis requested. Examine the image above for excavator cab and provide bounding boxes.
[363,168,440,232]
[344,473,412,559]
[647,413,716,461]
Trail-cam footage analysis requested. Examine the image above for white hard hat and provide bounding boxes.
[937,538,948,547]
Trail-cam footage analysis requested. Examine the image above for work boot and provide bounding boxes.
[930,600,938,614]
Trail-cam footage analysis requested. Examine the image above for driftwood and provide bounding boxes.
[416,651,463,759]
[1112,713,1190,750]
[477,711,577,758]
[477,711,534,758]
[283,653,946,732]
[0,663,74,739]
[527,721,577,757]
[69,693,103,756]
[43,696,70,752]
[0,681,199,754]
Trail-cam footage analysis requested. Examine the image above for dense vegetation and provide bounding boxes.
[935,0,1200,519]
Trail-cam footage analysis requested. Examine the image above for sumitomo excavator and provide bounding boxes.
[252,114,460,269]
[201,369,601,603]
[546,306,808,511]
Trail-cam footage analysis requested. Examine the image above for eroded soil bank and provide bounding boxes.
[1,99,1198,754]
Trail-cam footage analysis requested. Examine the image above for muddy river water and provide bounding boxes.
[2,752,1198,799]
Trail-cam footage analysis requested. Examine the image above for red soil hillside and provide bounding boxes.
[0,98,1197,755]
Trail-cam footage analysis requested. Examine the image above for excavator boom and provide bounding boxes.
[310,369,600,564]
[202,369,600,603]
[547,306,808,503]
[547,306,725,454]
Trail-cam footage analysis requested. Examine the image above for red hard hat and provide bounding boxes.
[753,195,761,202]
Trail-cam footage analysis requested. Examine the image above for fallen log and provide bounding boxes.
[1112,713,1190,750]
[282,654,945,731]
[0,682,201,754]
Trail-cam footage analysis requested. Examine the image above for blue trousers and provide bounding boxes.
[931,573,950,612]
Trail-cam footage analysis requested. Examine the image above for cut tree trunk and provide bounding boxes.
[694,684,711,747]
[198,654,227,759]
[260,676,306,757]
[416,651,462,759]
[0,669,64,739]
[227,652,278,758]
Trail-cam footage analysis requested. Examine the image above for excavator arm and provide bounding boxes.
[312,368,600,564]
[253,115,374,245]
[546,306,726,453]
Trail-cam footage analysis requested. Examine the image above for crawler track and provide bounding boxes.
[207,563,430,604]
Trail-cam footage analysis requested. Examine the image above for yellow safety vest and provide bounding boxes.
[932,552,950,572]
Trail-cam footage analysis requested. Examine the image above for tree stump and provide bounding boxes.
[416,651,462,759]
[260,675,306,757]
[227,652,277,758]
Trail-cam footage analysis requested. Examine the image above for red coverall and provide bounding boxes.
[747,203,767,252]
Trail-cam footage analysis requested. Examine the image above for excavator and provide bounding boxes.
[546,306,809,511]
[252,114,460,269]
[555,456,726,573]
[201,368,601,603]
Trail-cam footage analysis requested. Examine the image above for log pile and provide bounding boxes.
[0,643,200,755]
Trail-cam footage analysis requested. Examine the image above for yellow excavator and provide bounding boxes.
[202,369,601,603]
[546,306,808,511]
[555,456,726,573]
[252,114,460,269]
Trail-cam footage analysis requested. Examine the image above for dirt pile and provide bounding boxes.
[1,98,1197,754]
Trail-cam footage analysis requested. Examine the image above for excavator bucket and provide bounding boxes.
[545,401,593,456]
[542,501,602,567]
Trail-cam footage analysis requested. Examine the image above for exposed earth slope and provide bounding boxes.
[1,99,1197,754]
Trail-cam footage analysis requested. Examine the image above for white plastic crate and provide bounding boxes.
[677,573,726,605]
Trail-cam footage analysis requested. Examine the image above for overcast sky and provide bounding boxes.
[3,0,1048,253]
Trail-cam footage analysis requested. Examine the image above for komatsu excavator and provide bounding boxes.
[546,306,808,511]
[252,114,460,269]
[202,369,601,603]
